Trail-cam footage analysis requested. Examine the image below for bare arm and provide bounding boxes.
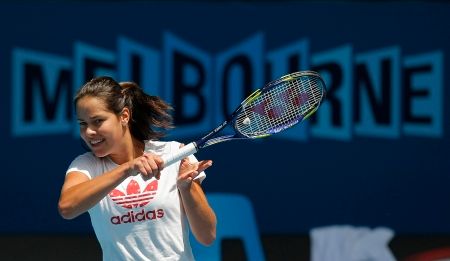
[58,153,163,220]
[177,159,217,246]
[58,163,131,219]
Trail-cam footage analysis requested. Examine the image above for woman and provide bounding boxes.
[58,76,216,260]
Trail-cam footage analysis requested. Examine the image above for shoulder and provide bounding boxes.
[71,152,98,164]
[66,152,100,179]
[145,140,181,155]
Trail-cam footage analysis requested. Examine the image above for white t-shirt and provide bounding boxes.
[66,140,205,261]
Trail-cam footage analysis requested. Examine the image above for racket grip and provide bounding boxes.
[162,142,198,167]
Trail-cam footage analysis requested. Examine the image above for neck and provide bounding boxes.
[132,138,145,159]
[110,137,145,165]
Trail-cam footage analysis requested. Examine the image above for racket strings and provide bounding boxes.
[235,75,325,137]
[265,77,317,127]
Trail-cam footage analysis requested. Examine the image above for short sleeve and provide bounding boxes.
[66,152,98,180]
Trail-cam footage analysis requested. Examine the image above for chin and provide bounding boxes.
[90,146,109,158]
[93,151,108,158]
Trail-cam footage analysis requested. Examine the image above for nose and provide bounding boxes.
[85,126,97,136]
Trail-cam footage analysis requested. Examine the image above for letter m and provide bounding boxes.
[12,49,72,136]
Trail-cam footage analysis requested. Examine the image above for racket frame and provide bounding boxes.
[161,70,326,167]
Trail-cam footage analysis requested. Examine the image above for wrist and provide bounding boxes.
[123,161,135,177]
[177,182,192,194]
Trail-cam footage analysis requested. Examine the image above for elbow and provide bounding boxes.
[192,221,216,246]
[201,213,217,246]
[198,220,217,246]
[205,233,217,246]
[58,199,78,220]
[199,230,216,246]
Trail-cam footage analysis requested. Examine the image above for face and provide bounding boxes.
[76,96,128,158]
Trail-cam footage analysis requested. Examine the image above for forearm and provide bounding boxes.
[179,182,217,246]
[58,163,130,219]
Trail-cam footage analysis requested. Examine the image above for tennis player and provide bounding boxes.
[58,76,216,260]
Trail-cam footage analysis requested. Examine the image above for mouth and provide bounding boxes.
[89,138,105,147]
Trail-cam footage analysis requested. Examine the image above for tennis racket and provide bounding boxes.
[162,70,326,167]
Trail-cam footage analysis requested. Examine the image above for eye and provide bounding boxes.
[78,121,87,127]
[94,119,104,125]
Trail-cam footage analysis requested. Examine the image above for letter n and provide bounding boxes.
[354,47,401,138]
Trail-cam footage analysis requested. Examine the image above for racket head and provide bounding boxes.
[233,71,326,138]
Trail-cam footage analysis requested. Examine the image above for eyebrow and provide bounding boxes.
[77,115,103,121]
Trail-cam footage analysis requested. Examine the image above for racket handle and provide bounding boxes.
[162,142,198,167]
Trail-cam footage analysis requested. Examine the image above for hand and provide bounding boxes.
[126,152,164,180]
[177,158,213,191]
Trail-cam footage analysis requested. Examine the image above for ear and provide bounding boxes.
[120,107,131,126]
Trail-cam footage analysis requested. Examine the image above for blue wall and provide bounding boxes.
[1,1,449,235]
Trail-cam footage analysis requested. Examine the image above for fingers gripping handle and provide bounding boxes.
[162,142,198,167]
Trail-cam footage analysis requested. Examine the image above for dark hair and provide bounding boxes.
[74,76,173,140]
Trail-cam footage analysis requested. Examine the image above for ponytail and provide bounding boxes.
[120,81,173,140]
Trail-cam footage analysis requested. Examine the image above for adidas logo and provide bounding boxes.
[110,208,165,225]
[109,179,158,209]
